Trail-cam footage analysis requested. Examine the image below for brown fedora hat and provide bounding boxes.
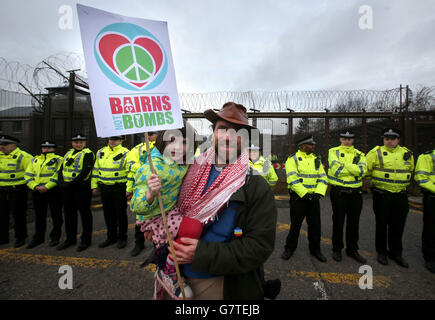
[204,102,256,129]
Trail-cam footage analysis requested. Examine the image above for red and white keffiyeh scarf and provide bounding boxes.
[177,147,249,224]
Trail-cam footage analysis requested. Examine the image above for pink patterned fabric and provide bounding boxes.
[177,148,249,223]
[139,207,183,249]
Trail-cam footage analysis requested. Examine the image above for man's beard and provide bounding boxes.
[215,143,241,165]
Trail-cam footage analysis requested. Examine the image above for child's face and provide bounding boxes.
[164,136,187,164]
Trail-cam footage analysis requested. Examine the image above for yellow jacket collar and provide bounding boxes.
[108,144,124,152]
[297,150,314,158]
[250,156,265,165]
[384,145,400,153]
[339,145,355,152]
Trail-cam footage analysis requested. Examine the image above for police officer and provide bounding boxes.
[25,140,63,248]
[126,131,158,257]
[0,135,33,247]
[249,144,278,187]
[282,135,328,262]
[327,130,367,263]
[366,128,414,267]
[415,149,435,273]
[92,136,130,249]
[57,133,95,252]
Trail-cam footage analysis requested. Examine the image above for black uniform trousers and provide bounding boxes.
[330,186,363,253]
[32,187,63,242]
[422,192,435,262]
[63,182,93,245]
[0,184,28,243]
[285,192,321,253]
[372,189,409,257]
[99,183,128,241]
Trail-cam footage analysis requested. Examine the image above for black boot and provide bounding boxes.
[377,254,388,265]
[130,244,145,257]
[425,261,435,273]
[26,238,44,249]
[99,239,117,248]
[346,250,367,264]
[263,279,281,300]
[332,250,342,262]
[311,250,327,263]
[281,249,294,260]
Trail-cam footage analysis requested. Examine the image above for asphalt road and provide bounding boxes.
[1,194,434,300]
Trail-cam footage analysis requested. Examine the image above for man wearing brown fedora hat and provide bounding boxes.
[163,102,278,300]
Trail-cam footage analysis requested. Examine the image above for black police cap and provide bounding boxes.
[296,135,316,146]
[340,130,355,138]
[0,135,20,145]
[41,140,56,148]
[382,128,401,138]
[71,133,87,141]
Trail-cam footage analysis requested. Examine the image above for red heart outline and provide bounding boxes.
[97,32,165,88]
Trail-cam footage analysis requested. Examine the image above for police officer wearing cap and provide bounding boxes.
[282,135,328,262]
[327,130,367,263]
[25,140,64,248]
[57,133,95,252]
[366,128,414,267]
[415,148,435,273]
[92,136,130,249]
[248,144,278,187]
[126,131,158,257]
[0,135,33,247]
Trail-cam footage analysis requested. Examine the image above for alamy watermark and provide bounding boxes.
[58,265,73,289]
[58,5,73,30]
[358,265,373,290]
[359,5,373,30]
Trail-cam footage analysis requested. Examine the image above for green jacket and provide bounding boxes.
[191,172,277,300]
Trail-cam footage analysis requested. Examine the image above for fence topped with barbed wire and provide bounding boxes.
[2,52,434,114]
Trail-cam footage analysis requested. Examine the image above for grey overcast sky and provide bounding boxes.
[0,0,434,92]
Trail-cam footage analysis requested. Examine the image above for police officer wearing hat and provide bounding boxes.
[57,133,95,252]
[25,140,64,248]
[0,135,33,247]
[282,135,328,262]
[126,131,158,257]
[415,148,435,273]
[327,130,367,263]
[248,144,278,187]
[92,136,130,249]
[366,128,414,267]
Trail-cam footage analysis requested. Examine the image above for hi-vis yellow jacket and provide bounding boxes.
[25,152,63,190]
[366,145,414,193]
[126,141,155,193]
[327,145,367,188]
[285,150,328,198]
[415,150,435,194]
[91,144,130,189]
[249,156,278,187]
[0,147,33,187]
[61,148,95,183]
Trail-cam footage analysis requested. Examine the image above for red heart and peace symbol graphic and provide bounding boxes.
[97,33,164,89]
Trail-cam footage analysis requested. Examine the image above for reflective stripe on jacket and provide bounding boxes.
[125,141,155,192]
[91,144,130,189]
[366,145,414,193]
[249,156,278,187]
[415,150,435,194]
[62,148,94,183]
[25,153,63,190]
[327,145,367,188]
[0,147,33,187]
[285,150,328,198]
